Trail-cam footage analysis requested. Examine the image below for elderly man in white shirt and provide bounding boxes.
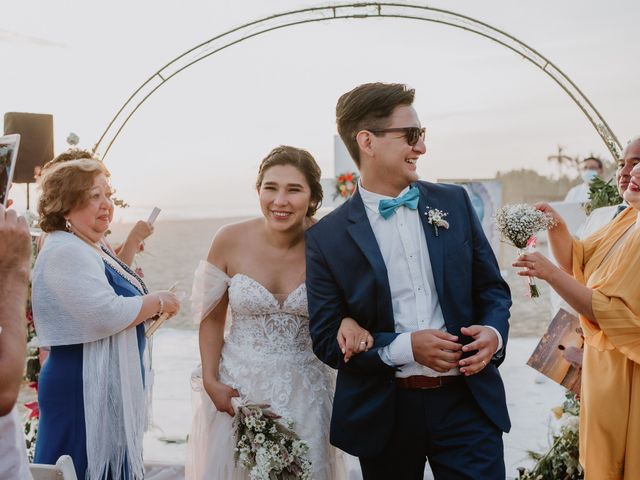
[578,139,640,237]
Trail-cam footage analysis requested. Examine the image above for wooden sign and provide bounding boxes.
[527,308,583,395]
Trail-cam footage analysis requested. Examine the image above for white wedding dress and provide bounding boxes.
[186,261,346,480]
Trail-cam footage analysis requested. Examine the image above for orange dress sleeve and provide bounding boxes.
[572,210,640,363]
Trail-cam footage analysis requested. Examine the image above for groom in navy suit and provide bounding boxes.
[306,83,511,479]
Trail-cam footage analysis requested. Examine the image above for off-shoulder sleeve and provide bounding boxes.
[190,260,230,324]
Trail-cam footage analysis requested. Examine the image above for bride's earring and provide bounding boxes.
[65,219,72,232]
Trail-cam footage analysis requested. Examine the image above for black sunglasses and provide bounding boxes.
[366,126,426,146]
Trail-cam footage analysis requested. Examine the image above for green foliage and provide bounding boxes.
[519,392,583,480]
[112,196,130,208]
[23,418,37,462]
[584,177,622,215]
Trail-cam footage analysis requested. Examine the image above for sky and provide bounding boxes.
[3,0,639,220]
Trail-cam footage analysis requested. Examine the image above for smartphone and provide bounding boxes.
[147,207,161,225]
[0,134,21,207]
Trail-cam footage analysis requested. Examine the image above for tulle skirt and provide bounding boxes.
[185,346,347,480]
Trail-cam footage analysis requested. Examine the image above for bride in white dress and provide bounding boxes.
[186,146,373,480]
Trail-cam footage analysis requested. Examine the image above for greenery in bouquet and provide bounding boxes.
[234,403,312,480]
[493,203,557,298]
[334,171,358,200]
[519,392,582,480]
[584,176,623,215]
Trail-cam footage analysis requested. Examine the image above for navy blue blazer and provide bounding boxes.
[305,181,512,457]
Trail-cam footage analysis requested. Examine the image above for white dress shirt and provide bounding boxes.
[0,407,33,480]
[359,183,502,377]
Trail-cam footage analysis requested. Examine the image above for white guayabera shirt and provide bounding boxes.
[0,407,33,480]
[359,182,502,378]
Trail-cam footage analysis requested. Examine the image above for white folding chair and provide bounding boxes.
[30,455,78,480]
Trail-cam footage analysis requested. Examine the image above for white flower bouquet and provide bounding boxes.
[233,401,312,480]
[493,203,557,298]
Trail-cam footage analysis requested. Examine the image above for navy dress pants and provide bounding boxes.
[359,379,504,480]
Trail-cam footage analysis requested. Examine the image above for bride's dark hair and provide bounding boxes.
[256,145,323,217]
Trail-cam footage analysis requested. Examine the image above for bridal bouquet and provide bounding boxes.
[494,203,557,298]
[233,402,312,480]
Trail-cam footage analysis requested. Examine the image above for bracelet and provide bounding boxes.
[151,294,164,320]
[157,294,165,318]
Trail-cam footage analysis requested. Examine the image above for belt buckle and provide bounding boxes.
[416,376,442,389]
[422,377,441,389]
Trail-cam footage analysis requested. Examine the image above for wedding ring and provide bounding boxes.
[359,341,366,345]
[482,360,487,367]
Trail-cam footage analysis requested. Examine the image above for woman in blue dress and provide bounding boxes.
[32,158,181,480]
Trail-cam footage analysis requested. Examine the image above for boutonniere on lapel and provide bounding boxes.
[424,207,449,237]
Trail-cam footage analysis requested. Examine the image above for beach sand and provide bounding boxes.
[109,217,248,329]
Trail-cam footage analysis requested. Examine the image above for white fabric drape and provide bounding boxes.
[190,260,230,324]
[32,231,146,480]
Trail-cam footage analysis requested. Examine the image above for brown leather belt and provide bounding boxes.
[396,375,461,390]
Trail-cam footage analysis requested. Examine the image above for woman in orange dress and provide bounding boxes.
[513,161,640,479]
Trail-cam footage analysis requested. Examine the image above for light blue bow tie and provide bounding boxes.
[378,186,420,219]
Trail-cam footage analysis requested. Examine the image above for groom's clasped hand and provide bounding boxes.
[409,325,497,375]
[410,329,462,373]
[459,325,500,376]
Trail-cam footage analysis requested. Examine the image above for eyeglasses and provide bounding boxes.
[366,126,426,146]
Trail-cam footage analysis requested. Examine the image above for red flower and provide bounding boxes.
[24,401,39,420]
[28,382,38,392]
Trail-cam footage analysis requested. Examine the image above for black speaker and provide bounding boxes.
[4,112,54,183]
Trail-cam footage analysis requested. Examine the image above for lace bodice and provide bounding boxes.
[226,274,312,355]
[188,261,343,480]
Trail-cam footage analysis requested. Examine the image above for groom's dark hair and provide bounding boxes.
[336,83,415,167]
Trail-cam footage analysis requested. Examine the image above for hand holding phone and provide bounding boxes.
[0,134,21,207]
[147,207,161,225]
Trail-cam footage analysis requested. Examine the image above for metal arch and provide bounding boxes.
[94,3,622,161]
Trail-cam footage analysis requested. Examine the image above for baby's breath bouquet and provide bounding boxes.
[494,203,557,298]
[233,401,312,480]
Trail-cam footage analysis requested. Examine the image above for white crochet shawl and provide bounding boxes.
[32,231,146,480]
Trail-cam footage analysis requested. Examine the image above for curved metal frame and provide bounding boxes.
[94,3,621,161]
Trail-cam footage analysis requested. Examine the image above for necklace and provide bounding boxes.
[70,230,148,295]
[99,245,149,295]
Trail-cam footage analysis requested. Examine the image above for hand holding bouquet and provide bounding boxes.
[494,203,557,297]
[233,400,312,480]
